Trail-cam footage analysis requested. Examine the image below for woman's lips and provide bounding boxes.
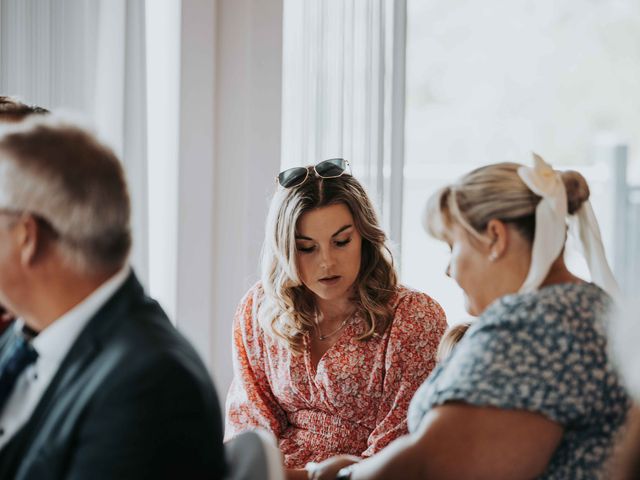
[319,276,341,286]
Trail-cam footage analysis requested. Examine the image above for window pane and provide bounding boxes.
[402,0,640,323]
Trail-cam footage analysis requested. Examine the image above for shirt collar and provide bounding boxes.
[15,266,131,364]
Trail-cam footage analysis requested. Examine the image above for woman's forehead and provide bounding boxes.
[296,204,354,236]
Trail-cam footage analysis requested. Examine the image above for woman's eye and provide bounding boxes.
[296,245,315,253]
[335,238,352,247]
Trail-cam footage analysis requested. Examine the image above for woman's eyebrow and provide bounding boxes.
[331,224,353,237]
[295,224,353,241]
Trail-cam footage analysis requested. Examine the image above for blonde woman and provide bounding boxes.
[313,155,630,480]
[224,159,447,478]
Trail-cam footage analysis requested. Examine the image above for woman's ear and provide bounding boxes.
[486,219,509,262]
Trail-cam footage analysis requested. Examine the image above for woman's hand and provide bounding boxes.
[306,455,360,480]
[286,469,311,480]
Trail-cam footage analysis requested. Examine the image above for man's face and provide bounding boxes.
[0,213,27,315]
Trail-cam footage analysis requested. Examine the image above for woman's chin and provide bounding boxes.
[308,280,356,303]
[463,297,481,317]
[308,286,343,303]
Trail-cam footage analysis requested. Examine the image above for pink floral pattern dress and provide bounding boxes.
[224,284,447,468]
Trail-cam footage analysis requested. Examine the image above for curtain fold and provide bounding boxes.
[281,0,406,249]
[0,0,149,285]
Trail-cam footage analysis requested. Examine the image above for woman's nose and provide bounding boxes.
[319,247,335,268]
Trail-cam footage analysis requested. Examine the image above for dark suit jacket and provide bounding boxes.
[0,272,226,479]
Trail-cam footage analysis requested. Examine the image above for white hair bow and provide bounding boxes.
[517,153,619,298]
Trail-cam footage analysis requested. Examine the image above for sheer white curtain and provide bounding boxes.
[0,0,285,390]
[0,0,149,286]
[281,0,407,252]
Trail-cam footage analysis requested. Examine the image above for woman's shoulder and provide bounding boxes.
[393,285,445,313]
[491,282,608,314]
[479,282,611,335]
[239,281,273,309]
[388,285,447,330]
[234,282,265,328]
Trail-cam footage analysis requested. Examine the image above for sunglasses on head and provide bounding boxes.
[276,158,351,188]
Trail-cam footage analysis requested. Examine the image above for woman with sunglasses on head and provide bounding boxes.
[224,159,447,480]
[310,155,630,480]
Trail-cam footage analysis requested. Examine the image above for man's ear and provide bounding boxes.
[486,219,509,262]
[16,215,42,267]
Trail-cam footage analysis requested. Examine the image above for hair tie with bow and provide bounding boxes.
[517,153,619,299]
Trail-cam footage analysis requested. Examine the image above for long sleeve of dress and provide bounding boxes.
[224,286,288,440]
[361,291,447,457]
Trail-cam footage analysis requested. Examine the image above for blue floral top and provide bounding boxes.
[407,282,630,479]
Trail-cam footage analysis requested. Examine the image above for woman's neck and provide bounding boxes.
[315,295,355,324]
[539,257,583,288]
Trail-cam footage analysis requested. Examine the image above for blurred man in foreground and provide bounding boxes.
[0,117,225,479]
[0,96,49,333]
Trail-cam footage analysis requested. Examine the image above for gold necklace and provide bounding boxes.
[314,311,353,341]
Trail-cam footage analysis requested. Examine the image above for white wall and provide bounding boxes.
[146,0,181,322]
[176,0,283,397]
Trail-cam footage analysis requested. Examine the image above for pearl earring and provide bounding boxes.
[489,252,498,262]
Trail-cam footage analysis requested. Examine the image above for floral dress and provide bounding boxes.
[408,282,631,479]
[225,283,447,468]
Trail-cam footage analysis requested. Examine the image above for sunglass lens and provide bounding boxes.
[315,158,346,178]
[278,167,308,188]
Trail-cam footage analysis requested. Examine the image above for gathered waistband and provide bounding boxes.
[287,409,370,439]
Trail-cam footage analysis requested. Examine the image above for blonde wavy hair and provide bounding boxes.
[424,162,590,244]
[258,171,398,353]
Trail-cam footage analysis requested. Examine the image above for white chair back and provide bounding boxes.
[224,430,285,480]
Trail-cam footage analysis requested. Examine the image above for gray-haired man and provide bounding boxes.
[0,96,49,333]
[0,118,225,479]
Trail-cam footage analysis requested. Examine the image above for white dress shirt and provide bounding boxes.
[0,266,130,450]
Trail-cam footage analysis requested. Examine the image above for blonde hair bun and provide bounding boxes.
[560,170,590,215]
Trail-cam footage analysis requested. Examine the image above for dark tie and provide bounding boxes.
[0,335,38,413]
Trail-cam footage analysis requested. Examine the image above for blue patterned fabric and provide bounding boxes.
[408,282,631,479]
